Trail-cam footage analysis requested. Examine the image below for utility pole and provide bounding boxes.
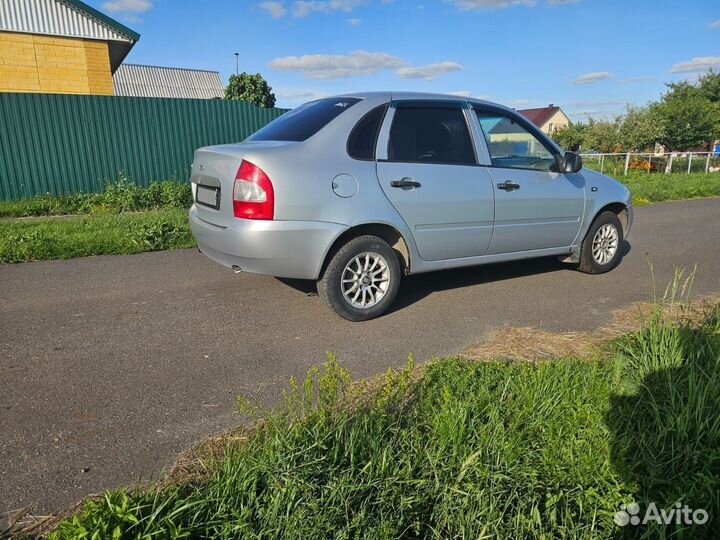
[234,53,239,76]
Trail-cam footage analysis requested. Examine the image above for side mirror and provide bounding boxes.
[561,152,583,173]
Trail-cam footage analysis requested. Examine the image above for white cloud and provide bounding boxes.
[570,100,623,106]
[569,110,615,121]
[268,50,404,79]
[396,61,462,80]
[507,99,530,107]
[669,57,720,73]
[708,19,720,30]
[445,0,577,10]
[259,1,288,18]
[446,0,535,9]
[102,0,152,13]
[275,89,320,99]
[293,0,367,17]
[274,89,331,107]
[619,76,656,84]
[448,90,472,97]
[573,71,613,84]
[269,49,462,81]
[347,17,362,24]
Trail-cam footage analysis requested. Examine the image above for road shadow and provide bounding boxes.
[275,277,318,296]
[277,256,571,305]
[277,242,632,312]
[391,256,569,312]
[605,313,719,538]
[391,240,631,313]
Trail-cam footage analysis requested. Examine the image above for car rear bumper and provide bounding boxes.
[189,206,347,280]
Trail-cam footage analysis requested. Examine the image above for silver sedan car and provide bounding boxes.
[189,92,632,321]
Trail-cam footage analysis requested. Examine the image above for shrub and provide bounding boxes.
[0,174,193,218]
[0,209,195,263]
[129,219,193,252]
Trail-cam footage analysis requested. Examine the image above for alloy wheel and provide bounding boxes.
[340,252,391,309]
[591,223,619,265]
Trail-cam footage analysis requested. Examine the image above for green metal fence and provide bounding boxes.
[0,93,288,201]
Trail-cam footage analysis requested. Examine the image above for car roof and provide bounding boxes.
[334,91,516,112]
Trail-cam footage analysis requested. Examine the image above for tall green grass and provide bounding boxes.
[0,176,192,218]
[49,289,720,539]
[0,209,194,263]
[0,177,196,263]
[618,172,720,205]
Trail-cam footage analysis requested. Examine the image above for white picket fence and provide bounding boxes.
[579,152,720,176]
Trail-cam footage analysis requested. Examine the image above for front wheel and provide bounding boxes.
[317,235,401,321]
[577,211,624,274]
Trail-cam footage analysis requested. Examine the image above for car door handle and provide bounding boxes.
[497,180,520,191]
[391,178,421,188]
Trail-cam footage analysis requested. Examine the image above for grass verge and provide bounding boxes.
[33,283,719,539]
[0,209,194,263]
[618,172,720,206]
[0,178,192,218]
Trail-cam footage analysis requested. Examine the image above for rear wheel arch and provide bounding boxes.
[320,223,411,278]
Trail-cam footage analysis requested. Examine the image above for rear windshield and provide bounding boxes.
[247,97,362,142]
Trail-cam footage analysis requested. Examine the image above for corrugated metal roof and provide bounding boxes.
[113,64,225,100]
[0,0,139,72]
[0,0,136,43]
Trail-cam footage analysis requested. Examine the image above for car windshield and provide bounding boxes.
[247,97,361,142]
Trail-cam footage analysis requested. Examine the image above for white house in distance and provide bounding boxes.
[518,104,570,135]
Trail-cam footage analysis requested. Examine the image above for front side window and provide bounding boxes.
[247,97,361,142]
[475,110,557,171]
[388,104,475,165]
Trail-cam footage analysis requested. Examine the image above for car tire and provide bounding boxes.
[577,211,624,274]
[317,235,401,321]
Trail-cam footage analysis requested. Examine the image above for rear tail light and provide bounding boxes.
[233,160,274,220]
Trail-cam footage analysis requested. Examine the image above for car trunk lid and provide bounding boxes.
[190,141,295,228]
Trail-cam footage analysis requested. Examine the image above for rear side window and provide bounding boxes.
[388,104,476,165]
[347,104,388,160]
[247,97,361,142]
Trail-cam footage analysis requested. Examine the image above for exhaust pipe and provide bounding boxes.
[232,265,243,274]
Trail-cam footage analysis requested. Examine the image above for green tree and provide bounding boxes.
[651,82,720,151]
[618,105,661,152]
[697,69,720,103]
[551,122,587,151]
[225,72,276,108]
[583,117,621,153]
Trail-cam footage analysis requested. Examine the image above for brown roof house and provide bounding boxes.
[518,104,570,134]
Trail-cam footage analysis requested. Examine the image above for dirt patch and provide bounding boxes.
[460,293,720,363]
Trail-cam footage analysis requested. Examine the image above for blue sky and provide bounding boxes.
[93,0,719,120]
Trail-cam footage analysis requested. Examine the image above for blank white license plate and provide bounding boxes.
[196,185,219,209]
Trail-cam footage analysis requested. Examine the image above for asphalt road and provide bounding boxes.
[1,198,719,517]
